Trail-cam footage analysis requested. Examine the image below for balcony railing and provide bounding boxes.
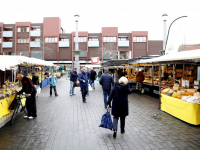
[30,41,40,47]
[59,41,70,47]
[3,42,13,48]
[88,41,99,47]
[118,41,129,47]
[3,31,13,37]
[30,31,41,37]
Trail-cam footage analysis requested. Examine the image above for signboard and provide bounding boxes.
[20,53,23,56]
[194,80,199,89]
[91,57,99,64]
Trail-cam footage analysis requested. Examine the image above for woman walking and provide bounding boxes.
[107,77,132,138]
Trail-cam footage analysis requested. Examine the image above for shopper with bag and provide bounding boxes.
[99,69,114,109]
[48,72,58,97]
[107,77,132,138]
[79,68,88,103]
[69,68,78,96]
[136,69,145,94]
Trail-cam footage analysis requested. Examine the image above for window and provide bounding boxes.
[88,37,98,41]
[32,38,40,42]
[73,37,87,42]
[17,38,29,43]
[80,51,87,57]
[45,37,58,43]
[61,39,69,41]
[0,38,1,43]
[103,37,116,42]
[118,37,127,41]
[17,27,29,32]
[0,28,1,32]
[133,36,147,42]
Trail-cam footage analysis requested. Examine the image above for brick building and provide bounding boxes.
[0,17,163,68]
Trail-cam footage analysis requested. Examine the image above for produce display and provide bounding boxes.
[0,81,21,100]
[161,83,200,104]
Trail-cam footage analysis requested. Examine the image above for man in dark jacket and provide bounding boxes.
[79,68,88,103]
[17,74,37,119]
[99,69,114,108]
[32,72,39,87]
[90,69,96,89]
[136,70,145,94]
[70,68,78,96]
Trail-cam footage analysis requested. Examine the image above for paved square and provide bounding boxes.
[0,76,200,150]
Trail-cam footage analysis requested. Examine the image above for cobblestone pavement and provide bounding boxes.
[0,76,200,150]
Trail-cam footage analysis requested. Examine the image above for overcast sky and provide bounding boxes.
[1,0,200,41]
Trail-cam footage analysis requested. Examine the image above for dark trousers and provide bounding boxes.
[81,86,88,101]
[103,90,111,108]
[113,116,126,132]
[50,86,57,95]
[26,92,37,117]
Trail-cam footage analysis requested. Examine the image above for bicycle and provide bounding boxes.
[10,94,28,125]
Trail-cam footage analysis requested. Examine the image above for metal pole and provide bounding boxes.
[183,64,185,79]
[163,20,167,50]
[74,19,80,74]
[173,64,175,80]
[159,64,161,109]
[152,65,154,86]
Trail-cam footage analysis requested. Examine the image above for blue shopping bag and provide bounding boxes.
[99,108,113,130]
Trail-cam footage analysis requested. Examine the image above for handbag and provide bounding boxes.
[74,82,79,87]
[99,108,113,130]
[88,84,93,91]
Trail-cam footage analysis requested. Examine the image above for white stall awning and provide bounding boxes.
[139,49,200,64]
[0,55,54,71]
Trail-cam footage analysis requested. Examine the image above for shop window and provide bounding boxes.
[80,51,87,57]
[73,37,87,42]
[3,52,15,55]
[45,37,58,43]
[31,51,43,59]
[103,37,116,42]
[103,51,117,59]
[17,52,29,57]
[133,36,147,42]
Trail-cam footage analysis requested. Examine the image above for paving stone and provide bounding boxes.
[0,76,200,150]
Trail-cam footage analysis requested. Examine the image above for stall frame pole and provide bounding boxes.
[173,64,175,80]
[159,64,161,110]
[152,65,154,86]
[183,64,185,79]
[4,69,6,82]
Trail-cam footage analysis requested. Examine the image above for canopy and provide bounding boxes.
[139,49,200,64]
[0,55,54,71]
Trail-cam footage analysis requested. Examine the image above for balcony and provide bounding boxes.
[118,41,129,47]
[59,41,69,47]
[30,31,41,37]
[3,42,13,48]
[3,31,13,37]
[88,41,99,47]
[30,41,40,47]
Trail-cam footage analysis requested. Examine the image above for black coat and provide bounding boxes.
[99,72,114,91]
[32,75,39,85]
[107,83,132,117]
[90,70,96,80]
[18,77,36,95]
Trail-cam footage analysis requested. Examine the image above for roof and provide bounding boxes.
[139,49,200,64]
[0,55,54,71]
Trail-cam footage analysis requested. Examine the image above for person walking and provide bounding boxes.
[17,74,37,119]
[32,72,39,87]
[86,68,91,96]
[107,77,132,138]
[79,68,88,103]
[69,68,78,96]
[90,68,97,89]
[113,70,117,82]
[48,72,58,96]
[136,69,145,94]
[99,69,114,109]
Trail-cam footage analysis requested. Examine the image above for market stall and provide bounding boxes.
[139,49,200,125]
[0,55,54,128]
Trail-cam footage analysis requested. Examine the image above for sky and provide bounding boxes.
[1,0,200,41]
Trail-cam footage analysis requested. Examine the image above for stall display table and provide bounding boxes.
[161,94,200,125]
[0,95,25,128]
[41,78,49,89]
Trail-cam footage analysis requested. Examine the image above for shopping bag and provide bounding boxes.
[96,77,99,81]
[9,96,19,110]
[88,84,93,91]
[99,108,113,130]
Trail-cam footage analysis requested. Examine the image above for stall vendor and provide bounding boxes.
[136,69,145,94]
[163,70,169,80]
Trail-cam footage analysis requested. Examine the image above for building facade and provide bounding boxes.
[0,17,163,68]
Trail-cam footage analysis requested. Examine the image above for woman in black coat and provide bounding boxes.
[107,77,132,138]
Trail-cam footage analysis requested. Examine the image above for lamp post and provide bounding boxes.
[73,14,81,73]
[162,13,168,50]
[165,16,187,53]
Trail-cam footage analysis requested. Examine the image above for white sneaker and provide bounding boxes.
[28,116,34,119]
[24,116,28,119]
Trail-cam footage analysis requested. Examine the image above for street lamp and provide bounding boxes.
[165,16,187,53]
[162,13,168,50]
[73,14,81,73]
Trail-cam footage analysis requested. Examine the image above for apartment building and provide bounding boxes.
[0,17,163,68]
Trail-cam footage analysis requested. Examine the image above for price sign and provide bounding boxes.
[194,80,199,89]
[182,79,186,87]
[185,80,189,89]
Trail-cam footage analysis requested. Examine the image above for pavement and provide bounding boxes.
[0,76,200,150]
